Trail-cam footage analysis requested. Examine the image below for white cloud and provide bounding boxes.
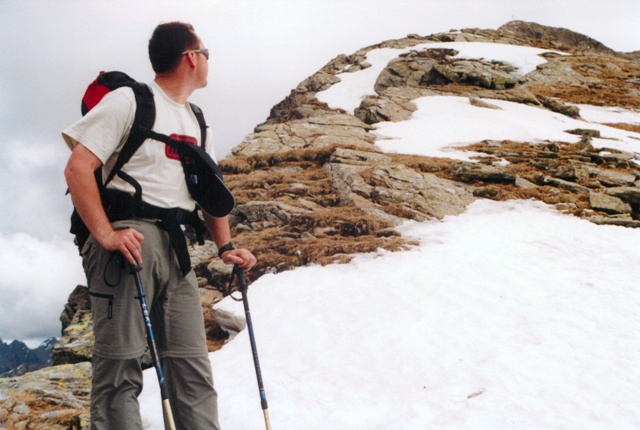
[5,138,69,173]
[0,233,85,341]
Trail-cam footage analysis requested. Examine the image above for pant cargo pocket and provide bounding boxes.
[90,291,115,319]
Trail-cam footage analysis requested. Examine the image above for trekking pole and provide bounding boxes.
[130,263,177,430]
[233,265,272,430]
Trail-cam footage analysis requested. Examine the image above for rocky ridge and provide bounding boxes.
[2,21,639,429]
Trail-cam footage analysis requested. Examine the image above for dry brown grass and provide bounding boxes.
[527,54,640,109]
[604,123,640,134]
[1,390,86,429]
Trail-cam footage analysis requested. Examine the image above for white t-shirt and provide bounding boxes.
[63,81,215,211]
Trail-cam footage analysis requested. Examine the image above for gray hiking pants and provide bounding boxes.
[82,218,220,430]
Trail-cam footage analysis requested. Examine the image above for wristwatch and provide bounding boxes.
[217,242,236,259]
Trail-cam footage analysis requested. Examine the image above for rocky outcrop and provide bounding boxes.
[6,20,640,428]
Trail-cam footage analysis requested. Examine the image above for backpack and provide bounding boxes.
[81,71,208,185]
[69,71,233,258]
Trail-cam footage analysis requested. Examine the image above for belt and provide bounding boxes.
[135,202,205,276]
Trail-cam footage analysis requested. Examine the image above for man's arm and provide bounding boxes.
[203,213,256,270]
[64,144,144,265]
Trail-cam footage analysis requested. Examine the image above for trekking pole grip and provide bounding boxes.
[130,263,142,274]
[235,265,248,292]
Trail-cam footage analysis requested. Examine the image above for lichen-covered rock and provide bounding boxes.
[0,362,91,429]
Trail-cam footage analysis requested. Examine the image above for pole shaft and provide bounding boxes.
[131,265,177,430]
[236,266,272,429]
[263,409,272,430]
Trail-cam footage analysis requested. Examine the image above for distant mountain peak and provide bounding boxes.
[0,337,57,376]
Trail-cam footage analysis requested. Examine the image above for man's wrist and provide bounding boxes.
[217,242,236,259]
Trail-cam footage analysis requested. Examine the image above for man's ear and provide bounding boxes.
[184,52,197,68]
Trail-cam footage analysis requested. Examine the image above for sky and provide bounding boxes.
[0,0,639,343]
[138,42,640,428]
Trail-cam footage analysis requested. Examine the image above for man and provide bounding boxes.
[63,22,256,429]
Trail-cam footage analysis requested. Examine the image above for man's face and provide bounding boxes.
[195,38,209,88]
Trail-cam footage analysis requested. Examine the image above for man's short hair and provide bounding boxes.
[149,22,199,74]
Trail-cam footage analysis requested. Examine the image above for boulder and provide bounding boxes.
[452,161,516,183]
[589,192,632,214]
[371,165,476,220]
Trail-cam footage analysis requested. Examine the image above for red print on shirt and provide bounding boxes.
[165,134,198,160]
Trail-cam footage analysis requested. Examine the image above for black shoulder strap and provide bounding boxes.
[103,88,207,187]
[189,102,208,150]
[103,82,155,187]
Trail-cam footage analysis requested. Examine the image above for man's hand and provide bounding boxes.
[100,228,145,266]
[221,248,257,271]
[204,213,257,271]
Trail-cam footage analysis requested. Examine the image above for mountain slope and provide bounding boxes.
[218,20,640,281]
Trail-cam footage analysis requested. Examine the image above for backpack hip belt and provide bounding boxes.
[137,201,206,276]
[98,185,205,276]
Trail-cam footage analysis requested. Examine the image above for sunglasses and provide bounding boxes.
[181,48,209,60]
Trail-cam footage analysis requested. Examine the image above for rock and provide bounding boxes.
[325,163,375,207]
[599,148,636,161]
[539,95,580,117]
[0,362,91,429]
[540,176,591,193]
[594,169,637,187]
[371,165,476,220]
[589,192,632,214]
[59,285,91,333]
[330,148,392,165]
[530,158,560,171]
[375,56,440,92]
[300,71,341,93]
[232,201,312,229]
[515,176,538,189]
[605,187,640,216]
[434,59,520,89]
[468,96,502,110]
[589,216,640,228]
[499,20,620,56]
[565,129,601,138]
[52,311,93,366]
[555,164,590,181]
[451,161,516,183]
[211,308,246,342]
[355,94,417,124]
[233,114,375,156]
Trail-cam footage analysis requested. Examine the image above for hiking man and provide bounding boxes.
[63,22,256,429]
